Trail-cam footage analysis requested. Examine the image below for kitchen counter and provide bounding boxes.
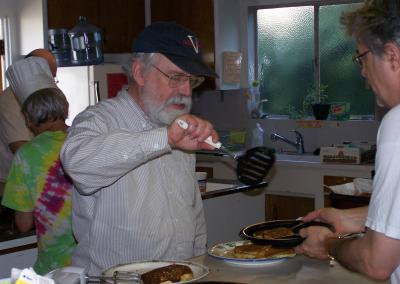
[190,254,387,283]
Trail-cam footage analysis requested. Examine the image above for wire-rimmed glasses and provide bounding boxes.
[151,64,205,89]
[352,50,371,68]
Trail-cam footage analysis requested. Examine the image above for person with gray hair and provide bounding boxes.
[61,22,218,275]
[294,1,400,283]
[0,49,57,197]
[2,67,76,274]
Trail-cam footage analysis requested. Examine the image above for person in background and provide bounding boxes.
[61,22,218,275]
[295,0,400,282]
[1,57,76,275]
[0,49,57,196]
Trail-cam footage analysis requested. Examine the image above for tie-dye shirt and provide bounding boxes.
[2,131,76,275]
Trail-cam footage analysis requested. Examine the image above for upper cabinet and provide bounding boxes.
[150,0,215,90]
[47,0,216,89]
[47,0,146,53]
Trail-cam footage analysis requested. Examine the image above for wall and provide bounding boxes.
[192,89,380,153]
[0,0,45,62]
[214,0,241,90]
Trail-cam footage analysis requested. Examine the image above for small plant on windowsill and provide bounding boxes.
[287,84,329,120]
[303,84,330,120]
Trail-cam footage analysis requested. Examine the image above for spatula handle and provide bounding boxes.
[177,119,221,149]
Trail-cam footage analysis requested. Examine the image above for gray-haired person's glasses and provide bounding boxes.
[352,50,371,68]
[151,64,205,89]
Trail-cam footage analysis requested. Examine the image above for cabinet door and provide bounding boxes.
[151,0,216,90]
[265,194,314,221]
[47,0,145,53]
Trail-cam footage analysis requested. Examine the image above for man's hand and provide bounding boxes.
[167,114,219,151]
[294,226,337,259]
[301,207,368,234]
[295,206,368,260]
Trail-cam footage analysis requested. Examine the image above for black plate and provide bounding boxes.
[239,219,332,248]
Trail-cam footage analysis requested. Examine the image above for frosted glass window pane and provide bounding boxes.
[257,6,314,116]
[320,4,374,116]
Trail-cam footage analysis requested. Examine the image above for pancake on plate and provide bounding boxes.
[141,264,193,284]
[233,243,295,259]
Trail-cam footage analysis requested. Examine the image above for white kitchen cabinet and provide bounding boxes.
[267,158,374,209]
[0,235,37,278]
[203,187,265,247]
[196,155,266,247]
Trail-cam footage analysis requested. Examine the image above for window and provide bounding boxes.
[254,2,374,119]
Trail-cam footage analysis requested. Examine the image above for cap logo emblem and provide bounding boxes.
[187,35,199,54]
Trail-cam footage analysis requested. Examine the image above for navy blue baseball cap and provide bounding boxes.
[132,22,218,78]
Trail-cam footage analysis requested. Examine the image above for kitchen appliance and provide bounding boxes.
[68,16,104,66]
[177,119,275,185]
[48,28,71,66]
[56,63,127,126]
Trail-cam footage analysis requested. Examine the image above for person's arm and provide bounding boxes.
[9,141,28,154]
[0,89,32,153]
[328,229,400,281]
[61,106,217,195]
[61,109,170,194]
[14,211,34,232]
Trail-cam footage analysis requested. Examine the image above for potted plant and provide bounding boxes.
[303,84,330,120]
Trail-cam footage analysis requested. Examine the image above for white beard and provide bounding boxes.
[142,94,192,126]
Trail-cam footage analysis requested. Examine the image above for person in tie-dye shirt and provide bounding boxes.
[2,87,75,275]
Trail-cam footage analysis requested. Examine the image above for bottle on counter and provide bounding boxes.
[251,123,264,148]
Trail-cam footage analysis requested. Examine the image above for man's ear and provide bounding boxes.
[384,42,400,71]
[132,62,145,86]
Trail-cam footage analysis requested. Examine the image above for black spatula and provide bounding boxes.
[177,120,275,185]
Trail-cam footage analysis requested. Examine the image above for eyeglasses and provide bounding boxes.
[151,64,205,89]
[352,50,371,68]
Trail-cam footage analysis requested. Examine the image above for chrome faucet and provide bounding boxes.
[270,130,305,154]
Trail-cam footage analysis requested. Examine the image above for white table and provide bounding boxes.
[190,254,388,283]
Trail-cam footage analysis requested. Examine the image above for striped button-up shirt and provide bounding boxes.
[60,89,206,275]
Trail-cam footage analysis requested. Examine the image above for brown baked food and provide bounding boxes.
[141,264,193,284]
[233,244,295,259]
[253,227,294,239]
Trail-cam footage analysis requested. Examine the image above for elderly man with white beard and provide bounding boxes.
[60,22,219,275]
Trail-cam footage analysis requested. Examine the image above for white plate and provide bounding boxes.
[103,260,209,283]
[208,240,295,266]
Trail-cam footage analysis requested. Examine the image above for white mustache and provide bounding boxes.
[165,95,192,108]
